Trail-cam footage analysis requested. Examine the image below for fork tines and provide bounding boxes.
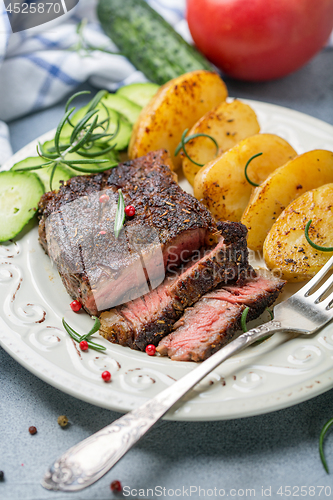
[299,256,333,309]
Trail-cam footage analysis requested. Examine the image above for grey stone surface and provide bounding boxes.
[1,346,333,500]
[1,50,333,500]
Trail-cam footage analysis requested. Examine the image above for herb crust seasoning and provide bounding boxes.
[38,149,220,316]
[38,149,254,356]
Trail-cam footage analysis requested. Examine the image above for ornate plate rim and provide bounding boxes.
[1,98,333,422]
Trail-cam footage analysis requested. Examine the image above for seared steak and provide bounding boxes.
[99,221,252,350]
[38,149,253,353]
[38,150,219,315]
[157,275,285,361]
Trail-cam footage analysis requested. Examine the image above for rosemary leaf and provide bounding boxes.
[69,116,99,153]
[99,101,111,131]
[88,89,108,113]
[62,317,106,352]
[76,143,116,158]
[244,152,263,187]
[14,162,53,171]
[85,342,106,352]
[175,129,219,167]
[64,159,109,165]
[46,144,70,154]
[114,188,125,239]
[62,318,81,342]
[62,161,114,173]
[305,220,333,252]
[55,108,76,156]
[49,163,58,191]
[319,418,333,473]
[70,108,99,145]
[175,129,189,157]
[241,306,250,333]
[38,141,59,160]
[65,90,91,128]
[80,317,101,341]
[88,133,117,142]
[251,309,274,346]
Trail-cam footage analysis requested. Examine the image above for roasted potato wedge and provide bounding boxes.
[182,100,260,186]
[128,70,228,170]
[242,150,333,251]
[193,133,297,222]
[264,183,333,282]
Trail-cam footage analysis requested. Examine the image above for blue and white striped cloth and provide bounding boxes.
[0,0,332,165]
[0,0,188,164]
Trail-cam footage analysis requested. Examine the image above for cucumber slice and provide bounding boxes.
[117,83,160,108]
[60,105,132,150]
[11,155,45,171]
[101,94,141,124]
[0,171,44,242]
[11,157,72,192]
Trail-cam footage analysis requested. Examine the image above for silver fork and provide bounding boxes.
[42,256,333,492]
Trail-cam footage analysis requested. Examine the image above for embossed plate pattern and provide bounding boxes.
[1,99,333,421]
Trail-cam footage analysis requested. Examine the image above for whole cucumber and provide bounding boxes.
[97,0,214,85]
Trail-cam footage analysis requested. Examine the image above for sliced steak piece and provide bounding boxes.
[156,275,285,362]
[99,221,252,350]
[38,150,218,315]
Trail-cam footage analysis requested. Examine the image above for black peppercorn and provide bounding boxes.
[0,471,4,481]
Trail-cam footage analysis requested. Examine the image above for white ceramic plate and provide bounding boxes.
[1,99,333,421]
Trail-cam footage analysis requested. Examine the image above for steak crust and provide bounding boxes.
[37,149,254,354]
[38,150,218,315]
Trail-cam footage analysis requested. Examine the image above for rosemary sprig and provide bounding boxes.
[114,188,125,239]
[241,306,250,333]
[319,418,333,473]
[62,317,106,352]
[80,316,101,341]
[244,152,263,187]
[175,128,219,167]
[15,90,119,189]
[305,220,333,252]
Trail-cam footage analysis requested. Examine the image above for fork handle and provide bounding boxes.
[42,320,284,492]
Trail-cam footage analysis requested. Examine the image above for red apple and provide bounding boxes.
[187,0,333,81]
